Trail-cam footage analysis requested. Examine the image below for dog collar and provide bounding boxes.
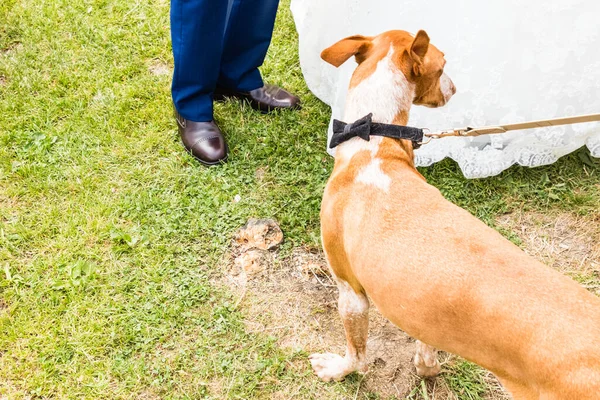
[330,113,424,149]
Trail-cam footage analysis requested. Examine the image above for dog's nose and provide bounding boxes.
[450,81,456,95]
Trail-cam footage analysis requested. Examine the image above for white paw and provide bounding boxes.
[415,363,441,377]
[309,353,352,382]
[414,354,441,377]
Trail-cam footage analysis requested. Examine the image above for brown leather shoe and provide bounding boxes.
[214,84,301,113]
[175,111,227,166]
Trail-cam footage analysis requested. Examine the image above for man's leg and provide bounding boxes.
[218,0,279,92]
[170,0,229,165]
[170,0,229,122]
[215,0,300,112]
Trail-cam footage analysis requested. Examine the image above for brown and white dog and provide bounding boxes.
[310,30,600,399]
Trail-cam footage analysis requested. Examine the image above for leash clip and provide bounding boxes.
[418,128,433,145]
[423,127,469,140]
[423,126,508,141]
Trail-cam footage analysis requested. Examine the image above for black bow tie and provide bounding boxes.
[330,113,424,149]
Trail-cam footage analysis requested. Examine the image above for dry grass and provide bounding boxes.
[497,210,600,292]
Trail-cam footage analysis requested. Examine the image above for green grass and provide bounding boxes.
[444,361,489,400]
[1,0,599,398]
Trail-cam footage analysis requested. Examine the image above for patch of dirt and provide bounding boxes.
[228,219,283,282]
[220,245,507,399]
[0,298,7,311]
[148,60,171,76]
[0,75,6,86]
[234,249,273,276]
[234,218,283,252]
[496,210,600,287]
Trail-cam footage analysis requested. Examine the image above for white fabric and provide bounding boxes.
[290,0,600,178]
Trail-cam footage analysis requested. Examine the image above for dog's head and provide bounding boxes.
[321,30,455,109]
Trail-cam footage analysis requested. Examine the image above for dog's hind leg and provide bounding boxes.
[310,278,370,382]
[414,340,441,377]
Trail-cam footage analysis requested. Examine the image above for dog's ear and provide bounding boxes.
[321,35,373,67]
[409,30,430,76]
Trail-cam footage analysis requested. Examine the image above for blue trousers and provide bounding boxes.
[171,0,280,122]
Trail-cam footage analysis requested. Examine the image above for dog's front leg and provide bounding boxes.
[310,279,369,382]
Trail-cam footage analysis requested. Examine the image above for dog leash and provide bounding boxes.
[421,113,600,144]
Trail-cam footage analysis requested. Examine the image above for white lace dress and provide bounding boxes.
[290,0,600,178]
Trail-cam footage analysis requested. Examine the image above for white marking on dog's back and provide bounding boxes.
[355,158,391,192]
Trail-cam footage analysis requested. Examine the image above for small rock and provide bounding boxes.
[234,219,283,251]
[234,249,271,276]
[233,194,241,203]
